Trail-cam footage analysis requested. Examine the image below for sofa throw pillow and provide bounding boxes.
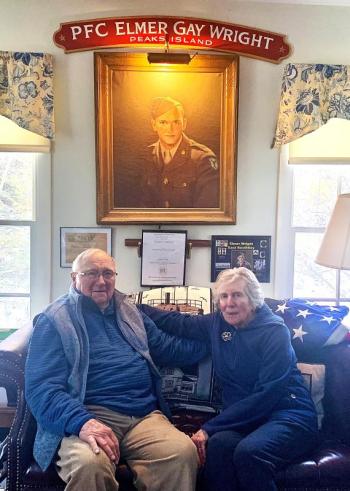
[297,362,325,428]
[269,298,349,361]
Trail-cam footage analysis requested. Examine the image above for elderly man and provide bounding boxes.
[25,248,207,491]
[142,96,219,208]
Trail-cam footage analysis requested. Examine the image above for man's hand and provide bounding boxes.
[79,419,120,463]
[191,429,208,466]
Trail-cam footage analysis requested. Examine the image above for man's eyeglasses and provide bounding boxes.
[77,270,117,281]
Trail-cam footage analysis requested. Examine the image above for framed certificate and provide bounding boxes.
[141,230,187,286]
[60,227,112,268]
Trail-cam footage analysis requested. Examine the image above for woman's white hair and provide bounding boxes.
[213,267,264,309]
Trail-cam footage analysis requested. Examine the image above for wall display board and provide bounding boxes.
[211,235,271,282]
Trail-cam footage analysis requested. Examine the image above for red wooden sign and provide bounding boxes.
[53,16,291,64]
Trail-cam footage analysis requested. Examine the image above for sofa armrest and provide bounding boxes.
[0,348,37,487]
[0,324,33,408]
[322,342,350,444]
[0,322,33,367]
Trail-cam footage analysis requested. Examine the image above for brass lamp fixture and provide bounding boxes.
[147,52,191,64]
[147,38,192,65]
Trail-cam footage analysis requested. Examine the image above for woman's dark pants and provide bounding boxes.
[200,419,318,491]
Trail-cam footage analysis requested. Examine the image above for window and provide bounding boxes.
[0,150,51,329]
[275,143,350,308]
[293,165,350,300]
[0,152,33,328]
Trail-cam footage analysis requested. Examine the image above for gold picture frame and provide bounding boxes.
[95,52,238,224]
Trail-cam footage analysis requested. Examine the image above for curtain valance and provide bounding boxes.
[273,63,350,147]
[0,51,54,139]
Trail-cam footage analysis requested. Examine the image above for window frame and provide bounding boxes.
[275,145,350,304]
[0,151,51,323]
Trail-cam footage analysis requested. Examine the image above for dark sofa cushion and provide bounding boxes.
[276,441,350,489]
[322,343,350,445]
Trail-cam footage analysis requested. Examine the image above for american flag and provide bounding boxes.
[269,298,349,362]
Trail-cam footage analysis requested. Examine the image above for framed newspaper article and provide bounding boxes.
[60,227,112,268]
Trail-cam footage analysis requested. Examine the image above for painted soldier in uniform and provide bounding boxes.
[142,97,219,208]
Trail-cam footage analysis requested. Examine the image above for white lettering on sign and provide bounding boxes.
[70,22,108,39]
[114,22,125,35]
[70,26,82,40]
[95,23,108,37]
[209,24,274,49]
[169,36,213,46]
[64,18,280,56]
[173,21,206,36]
[83,24,95,39]
[129,35,166,43]
[114,21,168,36]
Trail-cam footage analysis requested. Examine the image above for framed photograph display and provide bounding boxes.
[60,227,112,268]
[95,52,238,224]
[211,235,271,283]
[141,230,187,286]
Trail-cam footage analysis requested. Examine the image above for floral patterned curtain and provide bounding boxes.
[0,51,54,139]
[273,64,350,147]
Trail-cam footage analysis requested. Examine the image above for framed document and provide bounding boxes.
[141,230,187,286]
[60,227,112,268]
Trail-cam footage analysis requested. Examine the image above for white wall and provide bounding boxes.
[2,0,350,310]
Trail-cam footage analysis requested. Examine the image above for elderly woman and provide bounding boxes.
[140,268,318,491]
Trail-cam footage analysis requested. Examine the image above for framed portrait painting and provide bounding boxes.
[94,52,238,224]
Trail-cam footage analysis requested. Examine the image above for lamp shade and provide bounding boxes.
[315,193,350,270]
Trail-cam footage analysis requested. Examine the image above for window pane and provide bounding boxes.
[0,152,34,220]
[294,232,336,298]
[340,167,350,193]
[0,226,30,293]
[0,297,30,328]
[293,166,338,228]
[341,270,350,298]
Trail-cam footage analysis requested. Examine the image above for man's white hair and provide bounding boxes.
[71,248,115,273]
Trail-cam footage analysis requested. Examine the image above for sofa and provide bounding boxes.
[0,298,350,490]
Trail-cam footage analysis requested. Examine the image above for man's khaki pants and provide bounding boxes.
[56,406,198,491]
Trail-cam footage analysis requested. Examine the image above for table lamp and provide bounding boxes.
[315,193,350,304]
